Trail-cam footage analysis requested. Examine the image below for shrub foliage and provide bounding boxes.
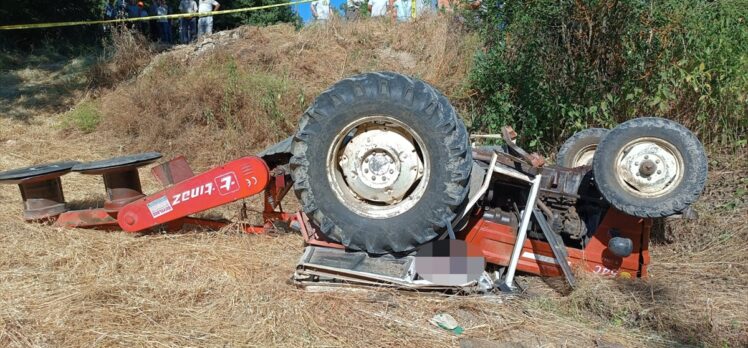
[470,0,747,149]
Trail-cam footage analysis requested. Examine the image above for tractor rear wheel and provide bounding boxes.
[290,72,472,254]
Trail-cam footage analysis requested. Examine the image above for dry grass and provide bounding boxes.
[87,28,155,90]
[1,119,745,348]
[1,16,747,348]
[96,16,480,169]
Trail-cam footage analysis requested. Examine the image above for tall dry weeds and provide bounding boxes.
[87,27,155,90]
[98,16,480,169]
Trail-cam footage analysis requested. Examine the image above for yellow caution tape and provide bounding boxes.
[0,0,314,30]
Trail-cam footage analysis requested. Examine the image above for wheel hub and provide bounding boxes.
[573,146,597,167]
[339,128,424,204]
[616,140,681,196]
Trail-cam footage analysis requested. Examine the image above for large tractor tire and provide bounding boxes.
[592,117,707,218]
[290,72,472,254]
[557,128,609,168]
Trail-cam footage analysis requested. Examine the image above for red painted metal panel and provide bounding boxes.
[117,157,269,232]
[464,209,651,278]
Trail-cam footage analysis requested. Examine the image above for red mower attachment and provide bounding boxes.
[0,153,292,234]
[117,156,269,232]
[0,161,78,220]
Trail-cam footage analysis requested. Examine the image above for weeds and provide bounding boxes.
[87,27,154,89]
[62,99,101,133]
[98,18,479,168]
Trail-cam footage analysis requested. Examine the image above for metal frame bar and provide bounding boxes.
[503,173,542,289]
[455,153,498,224]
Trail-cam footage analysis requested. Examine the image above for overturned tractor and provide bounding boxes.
[0,72,708,292]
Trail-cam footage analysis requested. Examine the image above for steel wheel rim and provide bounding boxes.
[326,116,430,219]
[572,144,597,167]
[613,137,684,198]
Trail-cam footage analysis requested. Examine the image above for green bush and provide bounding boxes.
[470,0,747,150]
[63,100,101,133]
[214,0,302,29]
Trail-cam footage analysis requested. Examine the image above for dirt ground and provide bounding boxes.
[1,19,747,348]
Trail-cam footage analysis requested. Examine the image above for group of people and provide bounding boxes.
[103,0,221,44]
[104,0,467,44]
[312,0,458,22]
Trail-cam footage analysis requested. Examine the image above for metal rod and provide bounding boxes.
[503,173,542,289]
[469,134,504,139]
[493,162,534,183]
[455,153,498,225]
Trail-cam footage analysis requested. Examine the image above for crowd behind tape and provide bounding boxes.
[0,0,315,31]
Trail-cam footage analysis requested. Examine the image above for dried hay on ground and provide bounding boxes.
[2,113,746,347]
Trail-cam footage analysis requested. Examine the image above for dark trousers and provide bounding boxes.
[159,22,172,43]
[179,18,196,43]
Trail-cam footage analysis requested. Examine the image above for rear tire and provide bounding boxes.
[290,72,472,254]
[557,128,608,168]
[592,117,707,218]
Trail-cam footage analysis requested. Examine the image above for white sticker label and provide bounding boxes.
[522,251,559,265]
[147,196,173,218]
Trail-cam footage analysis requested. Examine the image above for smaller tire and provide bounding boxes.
[592,117,708,218]
[557,128,608,168]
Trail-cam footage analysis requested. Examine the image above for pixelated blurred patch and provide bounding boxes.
[414,240,485,286]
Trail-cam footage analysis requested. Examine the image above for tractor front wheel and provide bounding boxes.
[592,117,707,218]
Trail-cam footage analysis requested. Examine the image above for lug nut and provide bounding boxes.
[364,169,369,173]
[635,162,639,166]
[371,176,376,181]
[644,155,649,160]
[382,176,387,181]
[389,169,394,174]
[657,170,661,174]
[656,159,660,164]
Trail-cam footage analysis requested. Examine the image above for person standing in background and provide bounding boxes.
[126,0,140,18]
[137,1,150,35]
[179,0,198,43]
[148,1,159,40]
[198,0,220,37]
[392,0,411,21]
[156,0,172,43]
[310,0,331,21]
[369,0,388,17]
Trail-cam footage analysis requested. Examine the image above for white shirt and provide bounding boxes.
[156,5,168,22]
[198,0,218,13]
[312,0,330,20]
[394,0,410,20]
[180,0,198,13]
[370,0,387,16]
